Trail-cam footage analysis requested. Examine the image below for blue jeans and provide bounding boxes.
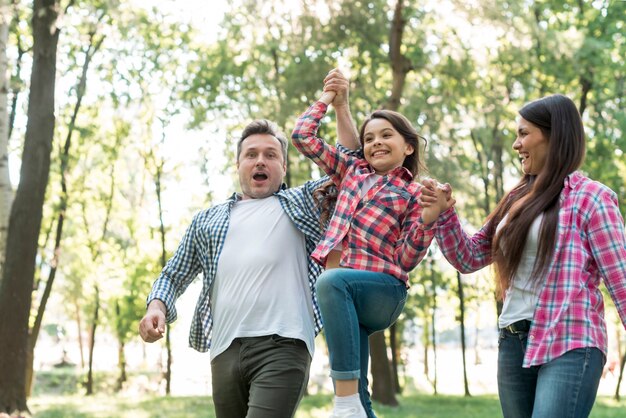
[316,268,407,418]
[497,328,605,418]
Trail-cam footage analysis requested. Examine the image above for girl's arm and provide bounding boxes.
[291,97,354,186]
[394,195,437,272]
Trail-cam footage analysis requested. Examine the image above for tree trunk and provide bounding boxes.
[430,263,437,395]
[384,0,412,111]
[389,323,401,394]
[456,272,470,396]
[474,309,482,365]
[24,31,103,396]
[369,331,397,406]
[75,298,85,369]
[115,301,127,394]
[615,352,626,401]
[0,0,59,413]
[115,340,127,392]
[165,325,172,395]
[85,284,100,395]
[0,4,12,277]
[152,128,173,394]
[423,313,429,377]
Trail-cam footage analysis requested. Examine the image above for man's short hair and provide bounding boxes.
[237,120,288,162]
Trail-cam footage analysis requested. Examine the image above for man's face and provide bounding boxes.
[237,134,286,200]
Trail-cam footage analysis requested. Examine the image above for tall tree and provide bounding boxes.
[0,0,66,412]
[0,0,12,276]
[24,20,105,396]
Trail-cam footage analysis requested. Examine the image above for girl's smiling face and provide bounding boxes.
[362,118,414,176]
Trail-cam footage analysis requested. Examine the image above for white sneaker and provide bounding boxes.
[330,406,367,418]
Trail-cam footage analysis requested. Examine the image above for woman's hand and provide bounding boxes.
[419,178,455,225]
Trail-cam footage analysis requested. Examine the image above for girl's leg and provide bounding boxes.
[316,268,406,417]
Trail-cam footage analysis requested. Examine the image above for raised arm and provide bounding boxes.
[292,97,354,185]
[324,68,360,151]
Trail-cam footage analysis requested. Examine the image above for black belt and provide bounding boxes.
[503,319,531,334]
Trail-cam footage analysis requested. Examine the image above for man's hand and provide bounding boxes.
[139,300,167,343]
[323,68,350,109]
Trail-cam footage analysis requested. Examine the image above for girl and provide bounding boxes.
[292,89,450,418]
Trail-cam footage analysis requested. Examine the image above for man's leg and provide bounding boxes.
[243,335,311,418]
[211,339,249,418]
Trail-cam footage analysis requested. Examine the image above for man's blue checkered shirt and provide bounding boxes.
[147,176,329,352]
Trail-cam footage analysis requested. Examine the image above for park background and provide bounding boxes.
[0,0,625,416]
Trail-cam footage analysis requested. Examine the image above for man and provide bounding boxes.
[138,69,358,418]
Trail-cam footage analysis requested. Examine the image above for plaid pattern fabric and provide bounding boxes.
[147,177,331,352]
[292,101,435,284]
[435,171,626,367]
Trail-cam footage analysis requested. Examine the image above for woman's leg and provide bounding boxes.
[497,329,538,418]
[532,347,604,418]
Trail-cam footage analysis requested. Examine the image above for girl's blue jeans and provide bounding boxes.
[497,328,605,418]
[316,268,407,418]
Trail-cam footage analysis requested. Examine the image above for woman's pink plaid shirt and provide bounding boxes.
[435,171,626,367]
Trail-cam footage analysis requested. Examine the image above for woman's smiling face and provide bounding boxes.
[513,117,549,175]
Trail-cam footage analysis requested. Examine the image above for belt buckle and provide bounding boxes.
[505,324,518,334]
[505,320,529,334]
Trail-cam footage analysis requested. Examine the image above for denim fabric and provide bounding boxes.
[316,268,407,418]
[497,328,605,418]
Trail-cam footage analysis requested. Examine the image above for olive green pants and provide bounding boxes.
[210,334,311,418]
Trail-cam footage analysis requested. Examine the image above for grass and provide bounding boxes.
[28,393,626,418]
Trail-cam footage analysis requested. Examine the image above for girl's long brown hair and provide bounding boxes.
[489,94,585,299]
[314,110,426,226]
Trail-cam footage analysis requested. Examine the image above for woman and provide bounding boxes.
[423,94,626,418]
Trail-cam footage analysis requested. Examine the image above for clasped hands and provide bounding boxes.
[419,178,455,225]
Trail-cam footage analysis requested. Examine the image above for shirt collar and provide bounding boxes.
[358,160,413,181]
[230,183,288,202]
[563,171,583,190]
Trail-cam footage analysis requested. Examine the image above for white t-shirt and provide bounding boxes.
[498,213,544,329]
[209,196,315,360]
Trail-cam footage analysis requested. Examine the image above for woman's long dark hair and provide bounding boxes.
[488,94,585,299]
[314,110,426,226]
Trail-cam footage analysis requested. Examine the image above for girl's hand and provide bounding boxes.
[320,90,336,105]
[323,68,350,108]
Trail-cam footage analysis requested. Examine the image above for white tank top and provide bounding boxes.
[497,213,544,329]
[210,196,315,359]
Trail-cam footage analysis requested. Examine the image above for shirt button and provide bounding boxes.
[529,334,535,340]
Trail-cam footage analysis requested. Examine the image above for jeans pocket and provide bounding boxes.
[270,334,304,347]
[497,329,505,348]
